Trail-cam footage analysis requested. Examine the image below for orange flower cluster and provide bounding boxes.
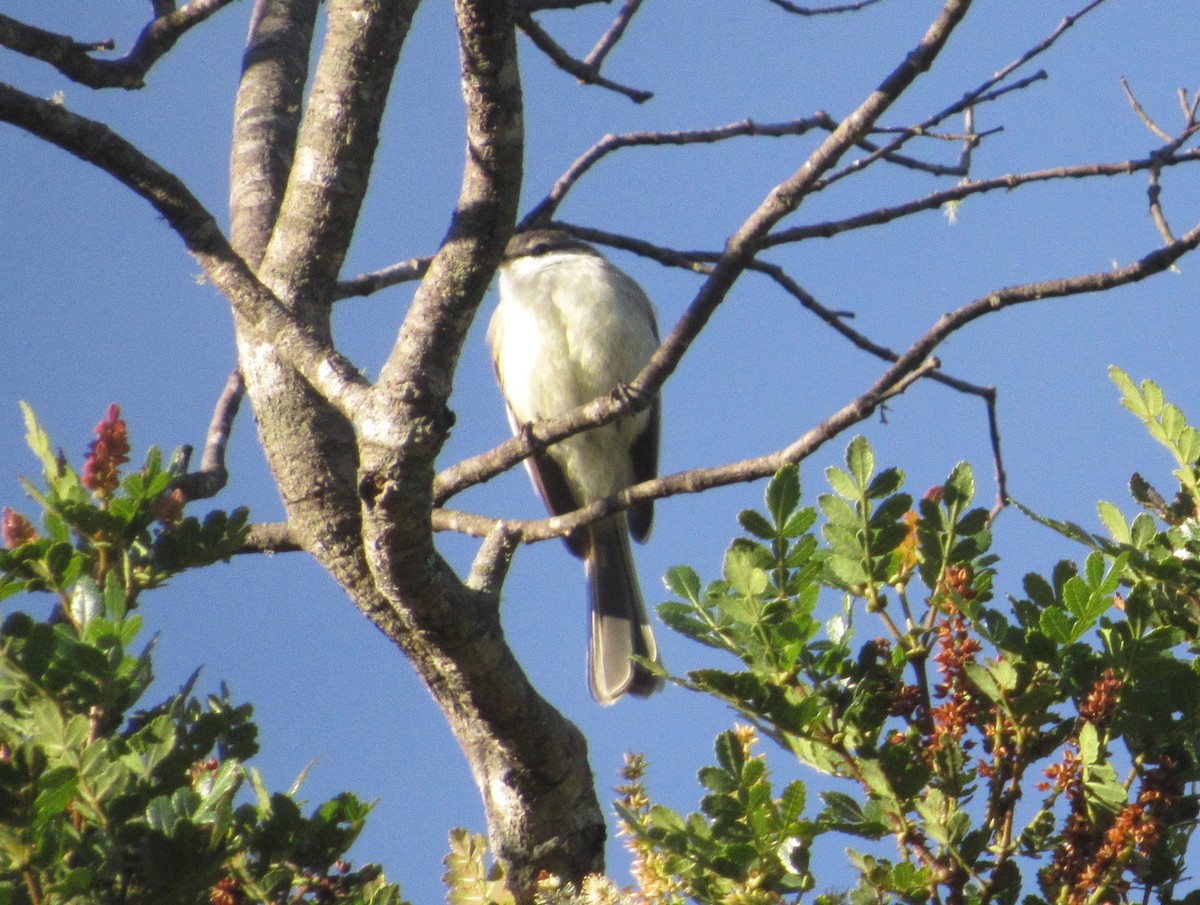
[1045,758,1179,905]
[1041,670,1173,904]
[927,597,983,753]
[210,875,244,905]
[1079,668,1123,727]
[81,404,130,500]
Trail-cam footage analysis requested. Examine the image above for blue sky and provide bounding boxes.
[3,0,1200,900]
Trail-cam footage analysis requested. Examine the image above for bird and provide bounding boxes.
[487,228,664,704]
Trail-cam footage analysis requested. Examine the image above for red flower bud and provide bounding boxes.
[1,507,37,549]
[81,404,131,500]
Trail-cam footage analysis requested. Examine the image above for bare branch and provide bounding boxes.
[765,0,885,14]
[238,521,302,554]
[523,114,974,227]
[465,523,520,596]
[808,0,1120,194]
[229,0,322,263]
[434,356,940,544]
[1121,77,1173,143]
[440,220,1200,544]
[582,0,642,69]
[0,0,240,90]
[256,0,419,307]
[516,11,652,103]
[333,255,432,300]
[0,83,371,415]
[172,370,245,501]
[765,149,1200,247]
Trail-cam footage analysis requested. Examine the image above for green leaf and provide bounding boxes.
[738,509,775,540]
[818,493,860,529]
[1096,500,1129,543]
[664,565,702,603]
[824,466,858,501]
[1039,606,1073,644]
[779,780,806,826]
[103,570,127,623]
[825,554,867,587]
[1078,721,1100,766]
[1083,762,1126,813]
[846,436,874,488]
[723,548,769,597]
[943,461,975,510]
[765,464,800,526]
[714,730,745,776]
[21,401,64,483]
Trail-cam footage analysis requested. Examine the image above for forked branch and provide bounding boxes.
[0,0,240,89]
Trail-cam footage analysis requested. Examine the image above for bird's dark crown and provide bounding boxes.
[503,229,600,262]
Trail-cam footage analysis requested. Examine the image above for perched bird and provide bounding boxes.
[488,228,664,704]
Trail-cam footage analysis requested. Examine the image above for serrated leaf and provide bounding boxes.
[724,548,768,597]
[663,565,701,603]
[1078,721,1100,765]
[781,507,817,538]
[765,464,800,526]
[738,508,776,540]
[1083,762,1127,813]
[70,575,103,628]
[818,493,860,529]
[846,436,874,488]
[1096,500,1129,543]
[21,401,64,483]
[779,780,806,825]
[714,730,745,776]
[866,467,904,500]
[1039,606,1073,644]
[943,461,975,509]
[824,466,858,501]
[825,554,867,587]
[103,570,127,623]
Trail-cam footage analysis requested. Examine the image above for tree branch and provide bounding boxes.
[171,369,245,501]
[438,219,1200,545]
[0,82,371,416]
[0,1,240,89]
[334,256,432,300]
[434,356,941,543]
[766,149,1200,247]
[229,0,322,262]
[516,11,652,103]
[256,0,418,310]
[582,0,642,69]
[765,0,885,13]
[522,113,976,227]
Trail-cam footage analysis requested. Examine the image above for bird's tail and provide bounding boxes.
[585,516,663,705]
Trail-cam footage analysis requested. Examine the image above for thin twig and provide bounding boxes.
[434,357,941,543]
[765,148,1200,247]
[172,369,244,500]
[765,0,885,13]
[334,256,431,299]
[1121,77,1172,143]
[0,84,371,418]
[523,114,981,226]
[582,0,643,69]
[0,0,240,89]
[516,11,652,103]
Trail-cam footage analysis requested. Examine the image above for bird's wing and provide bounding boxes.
[626,396,658,543]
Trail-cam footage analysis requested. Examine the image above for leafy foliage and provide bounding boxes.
[620,372,1200,905]
[0,405,406,905]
